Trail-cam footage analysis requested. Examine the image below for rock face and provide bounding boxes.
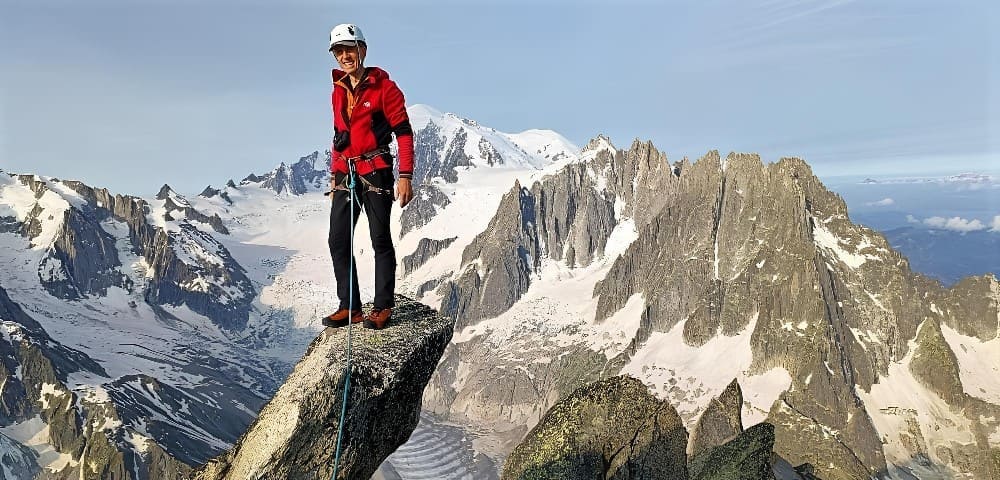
[688,423,776,480]
[6,174,254,330]
[402,236,457,274]
[501,375,688,480]
[1,172,277,479]
[0,284,108,421]
[0,432,39,480]
[193,295,454,480]
[0,283,193,480]
[438,159,619,327]
[253,151,328,196]
[40,205,130,299]
[141,222,254,330]
[400,185,451,238]
[10,176,130,300]
[439,181,536,328]
[157,184,229,234]
[688,378,743,457]
[48,178,254,330]
[503,376,820,480]
[412,121,472,185]
[421,137,1000,480]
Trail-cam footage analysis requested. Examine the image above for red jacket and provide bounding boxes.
[331,66,414,178]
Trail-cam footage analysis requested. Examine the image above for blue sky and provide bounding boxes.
[2,0,997,195]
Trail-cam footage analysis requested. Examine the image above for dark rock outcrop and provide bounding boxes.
[411,120,448,186]
[501,375,688,480]
[909,318,965,406]
[412,121,472,185]
[199,186,220,198]
[400,184,451,238]
[403,236,457,274]
[688,423,776,480]
[142,223,254,330]
[193,296,454,480]
[689,378,744,457]
[436,145,624,326]
[479,137,505,166]
[439,181,536,327]
[0,284,108,388]
[259,162,304,196]
[40,206,130,299]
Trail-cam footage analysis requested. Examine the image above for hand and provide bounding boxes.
[329,178,337,199]
[396,178,413,207]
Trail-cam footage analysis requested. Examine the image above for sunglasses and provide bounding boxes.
[330,43,362,56]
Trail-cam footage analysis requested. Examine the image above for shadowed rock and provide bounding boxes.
[403,236,457,274]
[400,184,451,238]
[0,432,39,479]
[193,295,454,480]
[689,378,744,457]
[689,423,776,480]
[501,375,688,480]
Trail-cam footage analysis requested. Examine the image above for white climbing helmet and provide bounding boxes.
[329,23,366,50]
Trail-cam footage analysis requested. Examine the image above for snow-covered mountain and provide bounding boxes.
[0,104,997,480]
[0,105,578,478]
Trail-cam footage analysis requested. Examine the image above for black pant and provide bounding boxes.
[328,168,396,310]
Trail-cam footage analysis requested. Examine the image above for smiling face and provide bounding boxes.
[331,42,367,76]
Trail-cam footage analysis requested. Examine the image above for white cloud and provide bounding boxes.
[991,216,1000,232]
[906,215,920,224]
[922,216,986,233]
[865,198,894,207]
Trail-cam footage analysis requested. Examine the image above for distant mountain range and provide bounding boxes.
[0,104,997,480]
[860,173,995,185]
[881,227,1000,285]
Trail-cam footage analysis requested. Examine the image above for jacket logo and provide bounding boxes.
[363,101,371,108]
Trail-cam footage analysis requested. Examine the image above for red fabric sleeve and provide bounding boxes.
[382,80,409,134]
[381,79,414,177]
[396,134,414,178]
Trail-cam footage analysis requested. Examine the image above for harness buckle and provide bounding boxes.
[346,147,390,164]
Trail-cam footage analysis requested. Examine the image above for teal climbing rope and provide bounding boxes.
[331,163,361,480]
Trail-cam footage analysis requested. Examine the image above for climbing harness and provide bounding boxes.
[323,149,395,198]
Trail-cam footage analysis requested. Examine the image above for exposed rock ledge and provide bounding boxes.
[193,295,454,480]
[503,376,821,480]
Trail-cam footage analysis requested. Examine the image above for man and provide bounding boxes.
[323,23,414,330]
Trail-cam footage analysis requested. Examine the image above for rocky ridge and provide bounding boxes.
[193,295,454,480]
[688,379,743,457]
[5,173,254,330]
[438,154,620,327]
[420,137,1000,479]
[0,283,192,479]
[403,236,458,275]
[501,375,688,480]
[503,376,819,480]
[0,172,278,479]
[0,432,39,479]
